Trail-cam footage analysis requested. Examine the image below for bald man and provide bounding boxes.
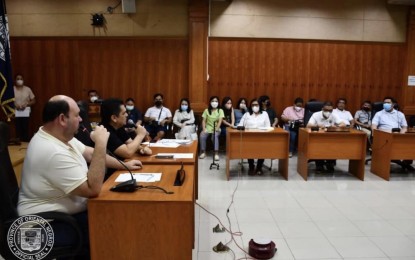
[17,95,142,258]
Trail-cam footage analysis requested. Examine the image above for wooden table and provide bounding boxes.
[133,140,199,199]
[8,142,28,185]
[371,130,415,180]
[88,164,194,260]
[226,128,289,180]
[297,128,367,181]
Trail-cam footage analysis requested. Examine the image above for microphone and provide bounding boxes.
[79,123,137,192]
[108,149,138,192]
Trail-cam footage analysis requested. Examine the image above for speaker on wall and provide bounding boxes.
[122,0,136,13]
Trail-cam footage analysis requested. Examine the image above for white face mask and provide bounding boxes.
[252,106,260,113]
[240,104,246,110]
[16,79,24,86]
[90,96,98,103]
[323,111,331,118]
[126,105,134,111]
[294,106,302,112]
[211,101,218,108]
[225,104,232,109]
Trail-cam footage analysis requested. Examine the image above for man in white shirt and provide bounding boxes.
[18,95,142,258]
[332,98,354,127]
[144,93,172,141]
[307,101,345,173]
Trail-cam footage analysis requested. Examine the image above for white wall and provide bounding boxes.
[210,0,408,42]
[6,0,188,36]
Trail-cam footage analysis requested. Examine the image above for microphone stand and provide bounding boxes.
[210,120,220,170]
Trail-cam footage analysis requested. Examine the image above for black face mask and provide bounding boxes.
[155,101,162,107]
[363,107,370,111]
[265,101,271,107]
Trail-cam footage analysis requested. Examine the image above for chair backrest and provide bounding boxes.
[371,101,383,120]
[0,121,19,222]
[304,101,324,126]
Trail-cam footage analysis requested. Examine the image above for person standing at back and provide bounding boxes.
[14,74,36,142]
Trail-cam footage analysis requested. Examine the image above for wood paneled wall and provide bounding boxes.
[8,37,188,137]
[208,38,406,115]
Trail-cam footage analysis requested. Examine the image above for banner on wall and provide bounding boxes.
[0,0,14,120]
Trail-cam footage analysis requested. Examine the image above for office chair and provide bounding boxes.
[0,121,83,260]
[304,101,325,126]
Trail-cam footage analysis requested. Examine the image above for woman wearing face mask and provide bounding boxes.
[13,74,36,142]
[234,98,248,126]
[220,96,235,137]
[125,97,143,127]
[173,98,196,140]
[238,98,270,175]
[199,96,224,161]
[281,97,305,157]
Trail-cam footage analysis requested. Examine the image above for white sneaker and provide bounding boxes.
[289,152,293,158]
[214,154,220,161]
[199,153,206,159]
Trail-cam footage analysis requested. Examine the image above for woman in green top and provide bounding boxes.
[199,96,224,161]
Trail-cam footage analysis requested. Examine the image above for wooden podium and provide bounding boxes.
[371,129,415,180]
[297,128,367,181]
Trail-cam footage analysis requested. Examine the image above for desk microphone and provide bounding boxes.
[109,149,138,192]
[79,123,138,192]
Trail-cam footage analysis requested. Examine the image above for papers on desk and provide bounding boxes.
[146,139,193,148]
[115,173,162,182]
[15,107,31,117]
[257,127,274,131]
[156,153,194,159]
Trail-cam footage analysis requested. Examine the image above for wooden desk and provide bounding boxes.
[297,128,367,181]
[371,130,415,180]
[134,140,199,199]
[8,142,28,185]
[226,128,289,180]
[88,165,194,260]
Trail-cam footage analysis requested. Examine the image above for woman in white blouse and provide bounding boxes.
[173,98,196,140]
[238,98,270,175]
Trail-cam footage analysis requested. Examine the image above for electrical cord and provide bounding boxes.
[137,185,174,194]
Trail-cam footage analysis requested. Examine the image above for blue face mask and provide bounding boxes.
[181,105,188,111]
[383,103,392,111]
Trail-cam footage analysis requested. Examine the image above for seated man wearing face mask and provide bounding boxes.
[371,97,414,171]
[354,101,372,138]
[88,90,101,103]
[307,101,345,173]
[144,93,172,142]
[332,98,354,127]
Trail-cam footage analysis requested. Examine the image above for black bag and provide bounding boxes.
[289,120,302,131]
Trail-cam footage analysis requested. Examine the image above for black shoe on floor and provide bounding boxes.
[326,164,335,173]
[316,165,325,173]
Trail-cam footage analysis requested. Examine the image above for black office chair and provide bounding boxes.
[304,101,324,126]
[0,121,83,260]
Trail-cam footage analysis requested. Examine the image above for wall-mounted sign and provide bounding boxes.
[409,76,415,86]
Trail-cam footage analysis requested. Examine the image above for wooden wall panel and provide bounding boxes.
[9,37,188,138]
[208,38,406,116]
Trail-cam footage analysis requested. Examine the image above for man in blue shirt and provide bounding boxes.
[371,96,413,171]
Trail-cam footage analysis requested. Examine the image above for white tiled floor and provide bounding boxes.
[194,154,415,260]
